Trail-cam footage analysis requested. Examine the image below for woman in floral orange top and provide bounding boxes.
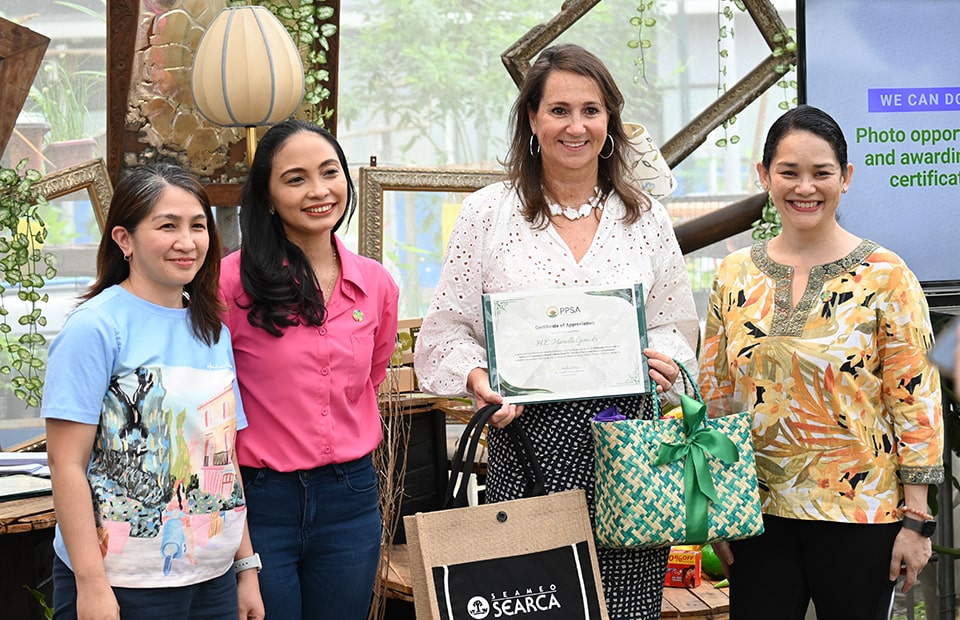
[698,105,943,620]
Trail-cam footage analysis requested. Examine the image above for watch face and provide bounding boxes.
[904,517,937,538]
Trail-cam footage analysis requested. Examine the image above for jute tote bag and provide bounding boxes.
[404,404,609,620]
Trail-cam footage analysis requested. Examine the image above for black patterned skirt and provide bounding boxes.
[485,394,668,620]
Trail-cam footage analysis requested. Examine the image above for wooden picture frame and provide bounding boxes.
[499,0,796,168]
[0,18,50,155]
[357,166,505,263]
[34,159,114,232]
[357,166,505,319]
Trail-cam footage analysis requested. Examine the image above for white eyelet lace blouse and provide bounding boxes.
[413,180,700,402]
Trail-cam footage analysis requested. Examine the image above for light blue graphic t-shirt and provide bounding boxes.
[42,285,247,587]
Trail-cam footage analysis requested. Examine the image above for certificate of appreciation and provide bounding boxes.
[482,284,650,404]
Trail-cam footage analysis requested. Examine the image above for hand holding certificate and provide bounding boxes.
[482,284,651,404]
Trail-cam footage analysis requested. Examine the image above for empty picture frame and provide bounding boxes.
[358,166,505,318]
[358,166,505,263]
[34,159,114,232]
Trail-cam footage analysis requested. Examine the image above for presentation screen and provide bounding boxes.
[798,0,960,300]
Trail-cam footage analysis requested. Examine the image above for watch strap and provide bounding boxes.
[902,516,936,538]
[233,552,262,574]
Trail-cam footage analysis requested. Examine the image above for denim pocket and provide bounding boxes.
[339,456,378,494]
[240,466,265,492]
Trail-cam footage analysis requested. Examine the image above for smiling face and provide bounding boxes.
[111,185,209,308]
[758,129,853,236]
[268,130,348,249]
[528,69,609,181]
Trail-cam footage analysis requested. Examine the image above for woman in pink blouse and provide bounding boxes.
[219,120,399,619]
[699,105,943,619]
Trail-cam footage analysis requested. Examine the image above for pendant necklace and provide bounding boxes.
[546,186,602,221]
[323,247,340,301]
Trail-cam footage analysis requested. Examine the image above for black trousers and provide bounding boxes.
[728,514,901,620]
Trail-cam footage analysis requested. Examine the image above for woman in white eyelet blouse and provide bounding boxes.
[414,43,699,620]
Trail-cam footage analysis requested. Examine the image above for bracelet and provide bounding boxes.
[901,506,933,521]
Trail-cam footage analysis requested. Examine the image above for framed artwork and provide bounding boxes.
[34,159,114,232]
[358,166,505,318]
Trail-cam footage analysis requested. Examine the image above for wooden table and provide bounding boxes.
[0,493,56,620]
[0,493,55,534]
[380,544,730,619]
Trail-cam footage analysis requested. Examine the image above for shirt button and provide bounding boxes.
[319,327,327,335]
[321,367,329,376]
[321,408,329,416]
[323,446,331,454]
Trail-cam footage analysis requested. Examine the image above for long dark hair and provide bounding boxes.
[237,119,357,337]
[83,163,223,345]
[502,43,651,227]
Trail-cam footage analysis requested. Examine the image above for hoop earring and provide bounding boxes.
[123,254,131,262]
[599,134,615,160]
[529,134,540,157]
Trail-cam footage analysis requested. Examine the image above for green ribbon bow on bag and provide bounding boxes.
[653,394,740,543]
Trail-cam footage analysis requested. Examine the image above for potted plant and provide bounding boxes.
[26,53,104,172]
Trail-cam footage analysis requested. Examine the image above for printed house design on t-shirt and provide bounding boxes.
[88,365,245,576]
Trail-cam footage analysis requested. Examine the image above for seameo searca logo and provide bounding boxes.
[464,586,563,618]
[467,596,491,618]
[546,306,559,318]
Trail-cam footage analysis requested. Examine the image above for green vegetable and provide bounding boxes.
[701,544,725,580]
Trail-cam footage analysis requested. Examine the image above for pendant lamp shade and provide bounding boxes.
[191,5,305,127]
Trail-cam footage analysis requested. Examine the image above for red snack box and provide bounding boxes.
[664,547,701,588]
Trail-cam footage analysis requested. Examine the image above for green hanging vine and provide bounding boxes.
[751,25,798,241]
[772,27,798,111]
[714,0,742,148]
[0,160,58,407]
[627,0,656,84]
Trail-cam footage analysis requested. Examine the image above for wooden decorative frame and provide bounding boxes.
[0,18,50,154]
[500,0,797,168]
[34,159,114,232]
[499,0,600,88]
[357,166,505,263]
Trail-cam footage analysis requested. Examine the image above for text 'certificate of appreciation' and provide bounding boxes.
[482,284,650,404]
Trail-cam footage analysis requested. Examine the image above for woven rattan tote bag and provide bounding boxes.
[592,364,764,548]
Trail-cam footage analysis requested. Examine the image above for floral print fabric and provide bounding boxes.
[698,240,943,524]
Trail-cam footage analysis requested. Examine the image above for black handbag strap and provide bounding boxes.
[444,403,545,509]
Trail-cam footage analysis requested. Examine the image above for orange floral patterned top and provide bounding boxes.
[698,240,943,524]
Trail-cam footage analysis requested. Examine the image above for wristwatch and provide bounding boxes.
[902,516,937,538]
[233,553,262,574]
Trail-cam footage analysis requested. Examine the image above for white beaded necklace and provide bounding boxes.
[546,186,603,221]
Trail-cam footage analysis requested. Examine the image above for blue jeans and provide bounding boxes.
[52,556,237,620]
[241,454,381,620]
